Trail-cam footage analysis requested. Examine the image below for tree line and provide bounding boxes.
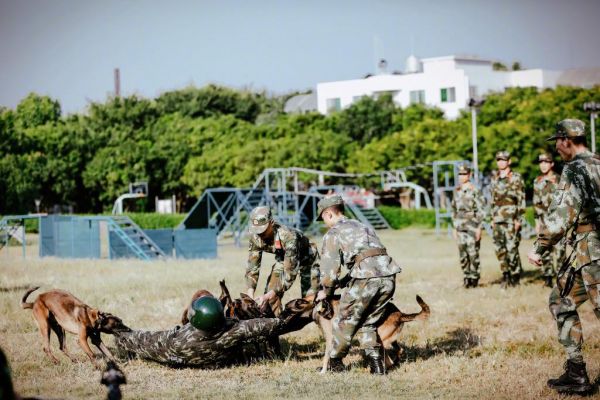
[0,84,598,214]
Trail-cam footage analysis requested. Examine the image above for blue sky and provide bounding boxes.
[1,0,598,113]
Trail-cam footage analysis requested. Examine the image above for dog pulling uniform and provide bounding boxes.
[114,318,284,368]
[533,167,566,281]
[246,223,320,313]
[320,217,401,362]
[490,158,526,284]
[451,177,486,283]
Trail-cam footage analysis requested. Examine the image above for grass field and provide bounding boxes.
[1,228,599,399]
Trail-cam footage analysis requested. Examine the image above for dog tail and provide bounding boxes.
[21,286,40,309]
[398,295,430,322]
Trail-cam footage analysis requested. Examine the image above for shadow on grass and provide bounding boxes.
[486,269,544,287]
[0,284,35,293]
[399,327,482,363]
[280,336,324,361]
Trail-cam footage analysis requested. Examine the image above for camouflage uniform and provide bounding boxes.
[534,150,600,363]
[114,318,284,368]
[533,158,565,280]
[320,216,401,360]
[451,167,486,282]
[246,222,320,313]
[490,151,526,282]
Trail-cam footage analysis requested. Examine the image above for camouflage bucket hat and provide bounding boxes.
[546,119,586,141]
[495,151,510,161]
[249,206,272,234]
[317,195,344,220]
[538,152,553,163]
[458,164,471,175]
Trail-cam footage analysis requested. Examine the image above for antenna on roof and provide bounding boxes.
[373,35,385,74]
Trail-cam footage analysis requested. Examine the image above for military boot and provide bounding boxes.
[547,360,594,395]
[510,273,520,286]
[500,272,510,288]
[463,278,471,288]
[471,278,479,288]
[544,275,554,288]
[368,354,385,375]
[327,358,346,373]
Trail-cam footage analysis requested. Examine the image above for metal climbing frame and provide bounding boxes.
[0,214,43,258]
[433,160,470,235]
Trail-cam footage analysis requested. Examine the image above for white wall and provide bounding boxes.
[316,56,563,119]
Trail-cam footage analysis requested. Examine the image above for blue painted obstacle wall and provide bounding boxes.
[39,216,101,259]
[175,229,217,259]
[108,228,217,259]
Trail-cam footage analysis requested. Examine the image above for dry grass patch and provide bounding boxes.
[1,228,598,399]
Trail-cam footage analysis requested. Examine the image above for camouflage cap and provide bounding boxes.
[495,151,510,161]
[316,195,344,220]
[546,119,586,141]
[248,206,272,234]
[538,152,553,163]
[458,164,471,175]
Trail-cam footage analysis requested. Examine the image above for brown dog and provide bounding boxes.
[21,287,130,368]
[284,294,430,372]
[180,289,215,324]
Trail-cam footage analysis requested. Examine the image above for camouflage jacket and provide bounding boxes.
[533,171,560,223]
[246,223,316,295]
[451,182,486,232]
[320,217,401,295]
[489,169,526,224]
[535,151,600,268]
[114,318,283,368]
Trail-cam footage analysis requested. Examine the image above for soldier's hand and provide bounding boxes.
[514,221,521,232]
[527,248,543,267]
[316,290,327,302]
[475,228,482,242]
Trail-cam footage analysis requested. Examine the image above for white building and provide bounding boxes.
[315,55,577,119]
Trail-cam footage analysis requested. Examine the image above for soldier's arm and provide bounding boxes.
[245,241,263,291]
[450,191,457,225]
[319,231,342,296]
[516,175,526,221]
[534,173,582,256]
[474,189,486,225]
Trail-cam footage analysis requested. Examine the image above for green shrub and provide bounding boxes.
[377,206,437,229]
[124,213,186,229]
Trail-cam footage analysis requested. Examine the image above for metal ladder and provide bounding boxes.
[0,218,25,250]
[108,216,166,260]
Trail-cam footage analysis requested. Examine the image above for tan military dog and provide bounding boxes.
[21,287,130,368]
[285,294,430,372]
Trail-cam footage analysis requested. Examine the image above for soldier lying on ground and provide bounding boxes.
[113,296,315,368]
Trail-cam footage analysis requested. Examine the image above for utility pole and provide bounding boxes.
[114,68,121,97]
[583,101,599,153]
[468,98,485,185]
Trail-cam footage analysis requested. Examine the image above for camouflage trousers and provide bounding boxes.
[456,230,481,279]
[541,238,566,278]
[548,260,600,363]
[492,223,522,276]
[330,275,396,359]
[265,245,320,315]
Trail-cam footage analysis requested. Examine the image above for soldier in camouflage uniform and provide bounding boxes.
[533,152,566,287]
[528,119,599,395]
[114,297,310,368]
[490,151,526,287]
[315,195,401,375]
[451,165,486,288]
[245,206,319,315]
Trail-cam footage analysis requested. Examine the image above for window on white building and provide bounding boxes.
[409,90,426,104]
[469,86,478,99]
[352,95,367,103]
[326,98,341,113]
[440,87,456,103]
[373,90,399,100]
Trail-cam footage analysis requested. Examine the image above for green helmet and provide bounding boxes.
[187,296,225,332]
